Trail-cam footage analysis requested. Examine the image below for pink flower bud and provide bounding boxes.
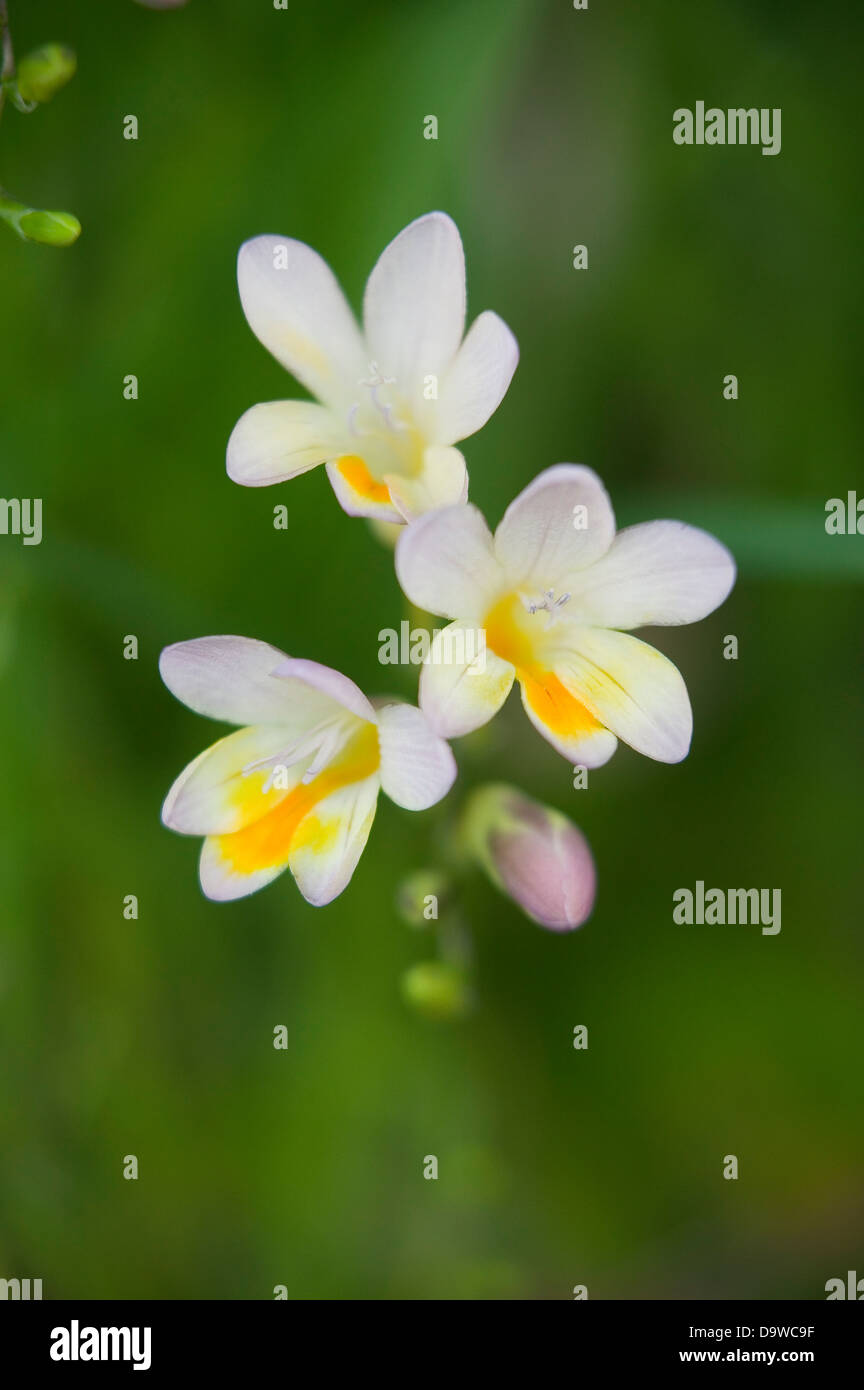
[465,785,596,932]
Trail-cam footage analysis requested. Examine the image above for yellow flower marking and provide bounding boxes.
[334,455,392,505]
[214,721,379,874]
[483,594,604,741]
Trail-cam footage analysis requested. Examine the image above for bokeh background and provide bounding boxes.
[1,0,862,1299]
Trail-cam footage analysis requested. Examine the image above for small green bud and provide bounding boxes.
[395,869,450,928]
[401,961,472,1021]
[16,44,77,104]
[18,208,81,246]
[0,190,81,245]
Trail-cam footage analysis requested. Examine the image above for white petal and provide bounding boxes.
[395,503,504,621]
[199,836,288,902]
[237,235,366,409]
[268,656,377,724]
[288,775,380,906]
[376,702,457,810]
[325,456,403,523]
[494,464,616,589]
[162,725,304,836]
[385,446,468,522]
[568,520,736,628]
[554,627,693,763]
[435,311,519,445]
[419,620,514,738]
[160,636,298,725]
[362,212,465,391]
[227,401,344,487]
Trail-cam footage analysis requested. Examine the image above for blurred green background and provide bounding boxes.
[1,0,862,1300]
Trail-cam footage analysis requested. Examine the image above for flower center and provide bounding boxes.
[240,713,353,791]
[483,591,570,669]
[217,721,380,875]
[341,361,424,482]
[525,588,571,621]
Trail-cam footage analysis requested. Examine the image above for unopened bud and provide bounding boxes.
[395,869,449,928]
[401,961,472,1021]
[0,192,81,246]
[18,208,81,246]
[463,784,596,931]
[16,45,77,104]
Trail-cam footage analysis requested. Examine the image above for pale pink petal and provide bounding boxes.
[160,636,297,725]
[554,627,693,763]
[363,212,465,389]
[419,621,514,738]
[268,656,377,724]
[376,702,457,810]
[227,400,345,487]
[435,311,519,445]
[395,503,504,621]
[494,464,616,589]
[568,519,736,628]
[237,234,366,409]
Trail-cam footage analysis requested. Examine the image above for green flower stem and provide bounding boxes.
[0,186,26,224]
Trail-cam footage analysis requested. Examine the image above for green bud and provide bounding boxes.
[18,208,81,246]
[395,868,450,928]
[400,961,472,1021]
[16,44,77,104]
[0,191,81,246]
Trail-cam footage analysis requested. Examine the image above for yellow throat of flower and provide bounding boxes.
[483,593,604,742]
[215,721,380,874]
[333,366,426,502]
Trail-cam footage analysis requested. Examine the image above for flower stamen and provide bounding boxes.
[348,360,409,437]
[524,589,571,627]
[240,714,350,792]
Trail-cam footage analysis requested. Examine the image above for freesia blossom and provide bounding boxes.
[396,465,735,766]
[464,784,596,931]
[227,212,518,523]
[160,637,456,905]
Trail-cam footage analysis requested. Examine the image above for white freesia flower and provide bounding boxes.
[227,212,519,523]
[395,465,736,767]
[160,637,456,905]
